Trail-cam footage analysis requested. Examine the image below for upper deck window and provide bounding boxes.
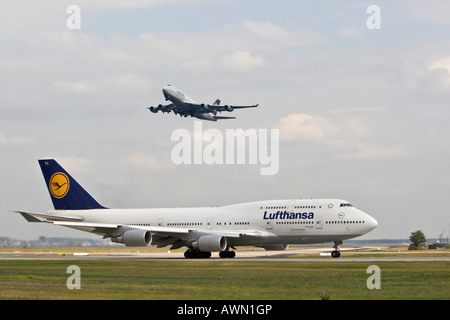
[340,203,353,207]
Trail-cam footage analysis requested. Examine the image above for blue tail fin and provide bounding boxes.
[39,159,106,210]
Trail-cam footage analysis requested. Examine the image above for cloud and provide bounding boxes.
[428,56,450,73]
[407,0,450,25]
[337,27,362,39]
[243,21,291,40]
[337,142,408,160]
[277,113,327,141]
[275,113,407,160]
[76,0,220,11]
[276,113,366,143]
[121,152,173,172]
[51,73,153,96]
[49,156,93,174]
[401,56,450,102]
[242,20,325,48]
[218,50,265,73]
[0,132,33,145]
[427,56,450,87]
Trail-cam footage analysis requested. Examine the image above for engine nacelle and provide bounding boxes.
[261,244,289,251]
[200,104,208,112]
[149,106,158,113]
[224,105,233,112]
[193,235,227,252]
[112,229,152,247]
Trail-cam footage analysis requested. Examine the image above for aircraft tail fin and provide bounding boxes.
[38,159,106,210]
[213,99,220,106]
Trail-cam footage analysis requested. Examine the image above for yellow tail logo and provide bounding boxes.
[49,172,70,199]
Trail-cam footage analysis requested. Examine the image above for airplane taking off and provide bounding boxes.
[147,84,259,121]
[15,159,378,258]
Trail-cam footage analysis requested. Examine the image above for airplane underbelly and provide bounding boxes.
[288,228,308,236]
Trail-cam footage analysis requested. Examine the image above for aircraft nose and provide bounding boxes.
[368,215,378,230]
[162,86,171,100]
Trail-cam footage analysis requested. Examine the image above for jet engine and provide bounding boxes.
[200,104,209,112]
[111,229,152,247]
[192,235,227,252]
[149,107,158,113]
[224,105,233,112]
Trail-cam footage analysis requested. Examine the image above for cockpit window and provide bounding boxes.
[340,203,353,207]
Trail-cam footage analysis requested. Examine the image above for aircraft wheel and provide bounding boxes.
[219,251,236,258]
[184,249,211,259]
[331,250,341,258]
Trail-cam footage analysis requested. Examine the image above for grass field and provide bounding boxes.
[0,259,448,300]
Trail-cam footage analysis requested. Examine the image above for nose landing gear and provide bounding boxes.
[331,240,342,258]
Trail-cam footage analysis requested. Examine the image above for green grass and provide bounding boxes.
[0,260,448,300]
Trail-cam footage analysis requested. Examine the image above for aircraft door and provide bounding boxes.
[287,199,295,214]
[316,217,323,229]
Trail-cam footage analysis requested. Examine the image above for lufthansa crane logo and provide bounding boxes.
[49,172,70,199]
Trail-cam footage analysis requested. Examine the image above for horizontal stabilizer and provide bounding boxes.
[14,210,84,222]
[17,211,43,223]
[214,116,236,120]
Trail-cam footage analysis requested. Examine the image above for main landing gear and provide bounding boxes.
[219,250,236,258]
[184,248,236,259]
[184,249,211,258]
[331,240,342,258]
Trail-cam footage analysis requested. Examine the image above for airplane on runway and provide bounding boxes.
[15,159,378,258]
[147,84,259,121]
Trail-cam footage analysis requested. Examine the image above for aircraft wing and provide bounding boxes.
[15,211,266,248]
[183,103,259,113]
[215,104,259,110]
[50,220,264,238]
[147,103,174,114]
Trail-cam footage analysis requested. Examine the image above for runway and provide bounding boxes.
[1,247,449,262]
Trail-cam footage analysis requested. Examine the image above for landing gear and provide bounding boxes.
[183,248,236,258]
[331,240,342,258]
[219,250,236,258]
[184,249,211,259]
[331,250,340,258]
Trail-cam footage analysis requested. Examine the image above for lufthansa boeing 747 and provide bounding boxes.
[15,159,378,258]
[147,84,258,121]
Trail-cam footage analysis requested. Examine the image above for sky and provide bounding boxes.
[1,0,450,241]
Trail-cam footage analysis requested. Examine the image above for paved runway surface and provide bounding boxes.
[1,248,449,262]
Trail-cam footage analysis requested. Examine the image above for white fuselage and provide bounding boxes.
[163,84,196,105]
[49,198,377,247]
